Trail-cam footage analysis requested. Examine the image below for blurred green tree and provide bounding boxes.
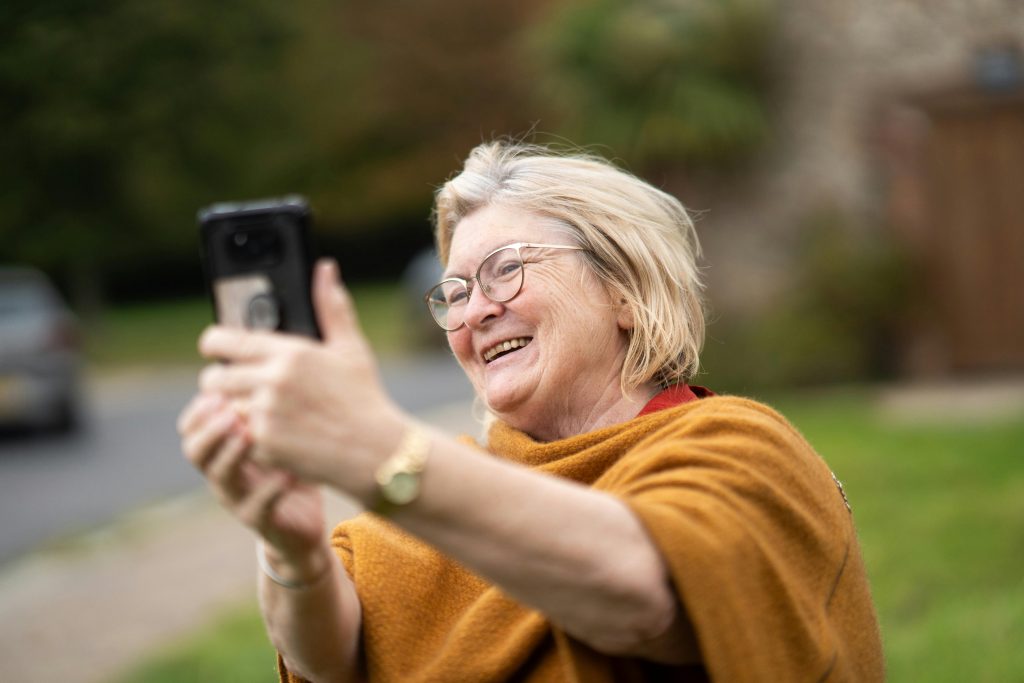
[528,0,776,168]
[297,0,547,227]
[0,0,548,306]
[0,0,301,309]
[0,0,778,308]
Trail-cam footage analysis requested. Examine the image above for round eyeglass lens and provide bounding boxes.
[478,247,524,301]
[424,246,528,331]
[426,281,467,330]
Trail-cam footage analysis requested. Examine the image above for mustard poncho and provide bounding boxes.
[281,396,883,681]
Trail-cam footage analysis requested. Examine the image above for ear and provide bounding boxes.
[615,294,635,332]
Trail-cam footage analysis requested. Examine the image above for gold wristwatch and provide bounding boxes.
[373,426,430,514]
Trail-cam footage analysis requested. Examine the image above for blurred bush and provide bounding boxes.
[2,0,784,316]
[527,0,777,168]
[0,0,304,310]
[701,207,912,391]
[0,0,545,309]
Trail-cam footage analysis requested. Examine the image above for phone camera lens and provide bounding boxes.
[224,226,283,266]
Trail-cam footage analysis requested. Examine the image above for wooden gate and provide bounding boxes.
[883,90,1024,373]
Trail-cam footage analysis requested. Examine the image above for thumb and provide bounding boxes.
[312,258,357,346]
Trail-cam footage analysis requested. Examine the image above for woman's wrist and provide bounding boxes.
[258,540,333,589]
[345,409,421,508]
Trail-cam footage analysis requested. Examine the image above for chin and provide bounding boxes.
[483,382,533,419]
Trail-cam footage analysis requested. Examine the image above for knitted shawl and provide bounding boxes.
[280,396,883,682]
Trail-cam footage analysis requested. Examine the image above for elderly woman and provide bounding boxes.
[178,142,883,682]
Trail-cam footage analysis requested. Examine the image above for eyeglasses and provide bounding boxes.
[424,242,585,331]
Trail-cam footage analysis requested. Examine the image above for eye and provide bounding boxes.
[433,280,469,306]
[484,255,522,281]
[498,260,522,277]
[446,287,469,305]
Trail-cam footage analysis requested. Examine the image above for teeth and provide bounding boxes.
[483,337,531,362]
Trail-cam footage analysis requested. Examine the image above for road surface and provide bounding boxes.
[0,352,472,567]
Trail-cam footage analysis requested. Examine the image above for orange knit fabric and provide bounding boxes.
[280,396,883,682]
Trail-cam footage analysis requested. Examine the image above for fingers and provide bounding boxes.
[177,392,223,435]
[198,325,291,362]
[198,362,268,397]
[313,258,358,346]
[206,432,251,499]
[178,390,313,546]
[181,404,285,529]
[181,405,240,472]
[237,465,293,531]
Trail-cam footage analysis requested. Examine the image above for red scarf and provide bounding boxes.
[637,383,715,417]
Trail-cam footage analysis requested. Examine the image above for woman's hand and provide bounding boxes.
[177,391,328,580]
[194,260,406,505]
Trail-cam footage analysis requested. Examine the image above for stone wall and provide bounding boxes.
[698,0,1024,318]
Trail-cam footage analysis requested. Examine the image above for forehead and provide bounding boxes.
[445,205,564,274]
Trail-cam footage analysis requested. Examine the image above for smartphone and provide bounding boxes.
[198,195,321,339]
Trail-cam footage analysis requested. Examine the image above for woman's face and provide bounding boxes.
[445,204,632,439]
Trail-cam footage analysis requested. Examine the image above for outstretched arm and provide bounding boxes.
[196,259,698,665]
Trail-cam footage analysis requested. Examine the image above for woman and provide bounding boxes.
[179,141,884,682]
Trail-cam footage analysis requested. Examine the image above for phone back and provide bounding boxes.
[199,196,320,339]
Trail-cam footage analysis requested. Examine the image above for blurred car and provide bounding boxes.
[0,267,83,432]
[401,247,447,350]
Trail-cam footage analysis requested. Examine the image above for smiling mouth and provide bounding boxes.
[483,337,533,363]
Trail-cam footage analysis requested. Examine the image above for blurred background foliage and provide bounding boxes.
[0,0,776,305]
[1,0,301,306]
[699,206,912,391]
[4,0,950,392]
[529,0,775,167]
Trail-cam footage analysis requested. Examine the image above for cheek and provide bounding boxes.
[447,329,474,365]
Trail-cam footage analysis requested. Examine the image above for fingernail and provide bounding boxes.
[321,258,340,281]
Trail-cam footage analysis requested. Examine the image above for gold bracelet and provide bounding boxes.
[372,426,431,515]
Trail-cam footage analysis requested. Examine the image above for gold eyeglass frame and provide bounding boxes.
[424,242,585,331]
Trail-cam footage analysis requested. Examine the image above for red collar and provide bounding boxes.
[637,384,715,417]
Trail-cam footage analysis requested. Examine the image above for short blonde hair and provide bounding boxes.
[433,141,705,390]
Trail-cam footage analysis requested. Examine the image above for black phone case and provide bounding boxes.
[198,196,321,339]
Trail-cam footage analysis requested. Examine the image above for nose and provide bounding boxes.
[462,281,504,329]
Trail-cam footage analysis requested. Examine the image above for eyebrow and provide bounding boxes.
[441,243,502,280]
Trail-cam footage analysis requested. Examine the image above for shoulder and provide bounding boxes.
[632,394,815,461]
[606,395,851,531]
[663,393,798,429]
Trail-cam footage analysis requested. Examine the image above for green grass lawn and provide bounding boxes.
[112,387,1024,683]
[112,602,278,683]
[771,391,1024,683]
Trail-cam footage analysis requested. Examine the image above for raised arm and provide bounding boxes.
[195,260,698,665]
[177,392,363,682]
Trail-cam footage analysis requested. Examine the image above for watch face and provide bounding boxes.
[386,471,420,505]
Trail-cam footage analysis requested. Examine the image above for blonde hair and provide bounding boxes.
[433,141,705,390]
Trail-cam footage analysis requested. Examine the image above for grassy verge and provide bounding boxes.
[85,282,416,369]
[113,390,1024,682]
[112,602,278,683]
[770,390,1024,682]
